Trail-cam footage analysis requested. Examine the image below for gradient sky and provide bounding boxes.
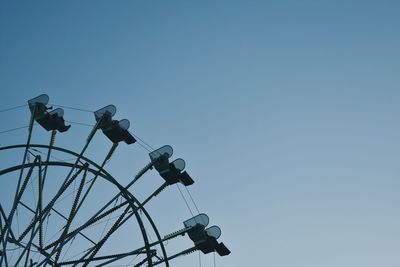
[1,1,400,266]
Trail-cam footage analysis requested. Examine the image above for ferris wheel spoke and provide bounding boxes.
[91,216,184,267]
[153,246,197,266]
[43,197,130,252]
[48,207,97,246]
[13,222,43,267]
[142,182,169,207]
[17,221,39,266]
[95,228,184,267]
[79,183,173,267]
[53,165,89,263]
[0,215,2,237]
[37,117,102,229]
[42,204,134,267]
[27,119,106,265]
[5,103,39,267]
[124,161,154,190]
[79,205,132,267]
[23,182,50,267]
[35,203,132,266]
[17,200,95,248]
[79,160,158,222]
[35,157,45,250]
[94,240,164,267]
[13,105,36,211]
[45,164,166,252]
[0,204,16,243]
[0,205,10,266]
[0,155,41,266]
[16,168,88,266]
[41,130,56,187]
[94,250,145,267]
[133,253,158,267]
[1,156,40,239]
[17,165,87,243]
[56,247,153,266]
[72,143,118,228]
[62,177,165,246]
[38,130,57,250]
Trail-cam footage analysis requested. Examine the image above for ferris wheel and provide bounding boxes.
[0,94,230,266]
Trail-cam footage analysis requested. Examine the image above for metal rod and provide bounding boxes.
[142,182,168,206]
[152,247,198,266]
[43,198,129,251]
[0,106,36,266]
[0,204,17,243]
[37,157,44,249]
[17,166,86,242]
[18,201,96,246]
[80,206,132,267]
[40,129,56,248]
[73,143,118,222]
[54,165,88,263]
[127,161,154,188]
[58,249,154,266]
[1,155,40,244]
[15,119,101,247]
[43,182,167,267]
[133,253,156,267]
[43,158,157,253]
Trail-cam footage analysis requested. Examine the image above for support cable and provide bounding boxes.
[20,103,154,153]
[99,197,119,240]
[60,236,76,262]
[65,120,93,127]
[0,104,27,113]
[214,251,216,267]
[30,148,75,163]
[1,106,36,266]
[185,187,201,214]
[199,251,202,267]
[49,104,93,113]
[18,201,96,246]
[129,131,154,152]
[0,126,29,134]
[176,184,194,217]
[17,116,103,244]
[64,120,153,153]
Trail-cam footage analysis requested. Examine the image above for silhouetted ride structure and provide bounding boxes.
[0,94,230,266]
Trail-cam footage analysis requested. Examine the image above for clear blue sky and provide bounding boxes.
[1,1,400,266]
